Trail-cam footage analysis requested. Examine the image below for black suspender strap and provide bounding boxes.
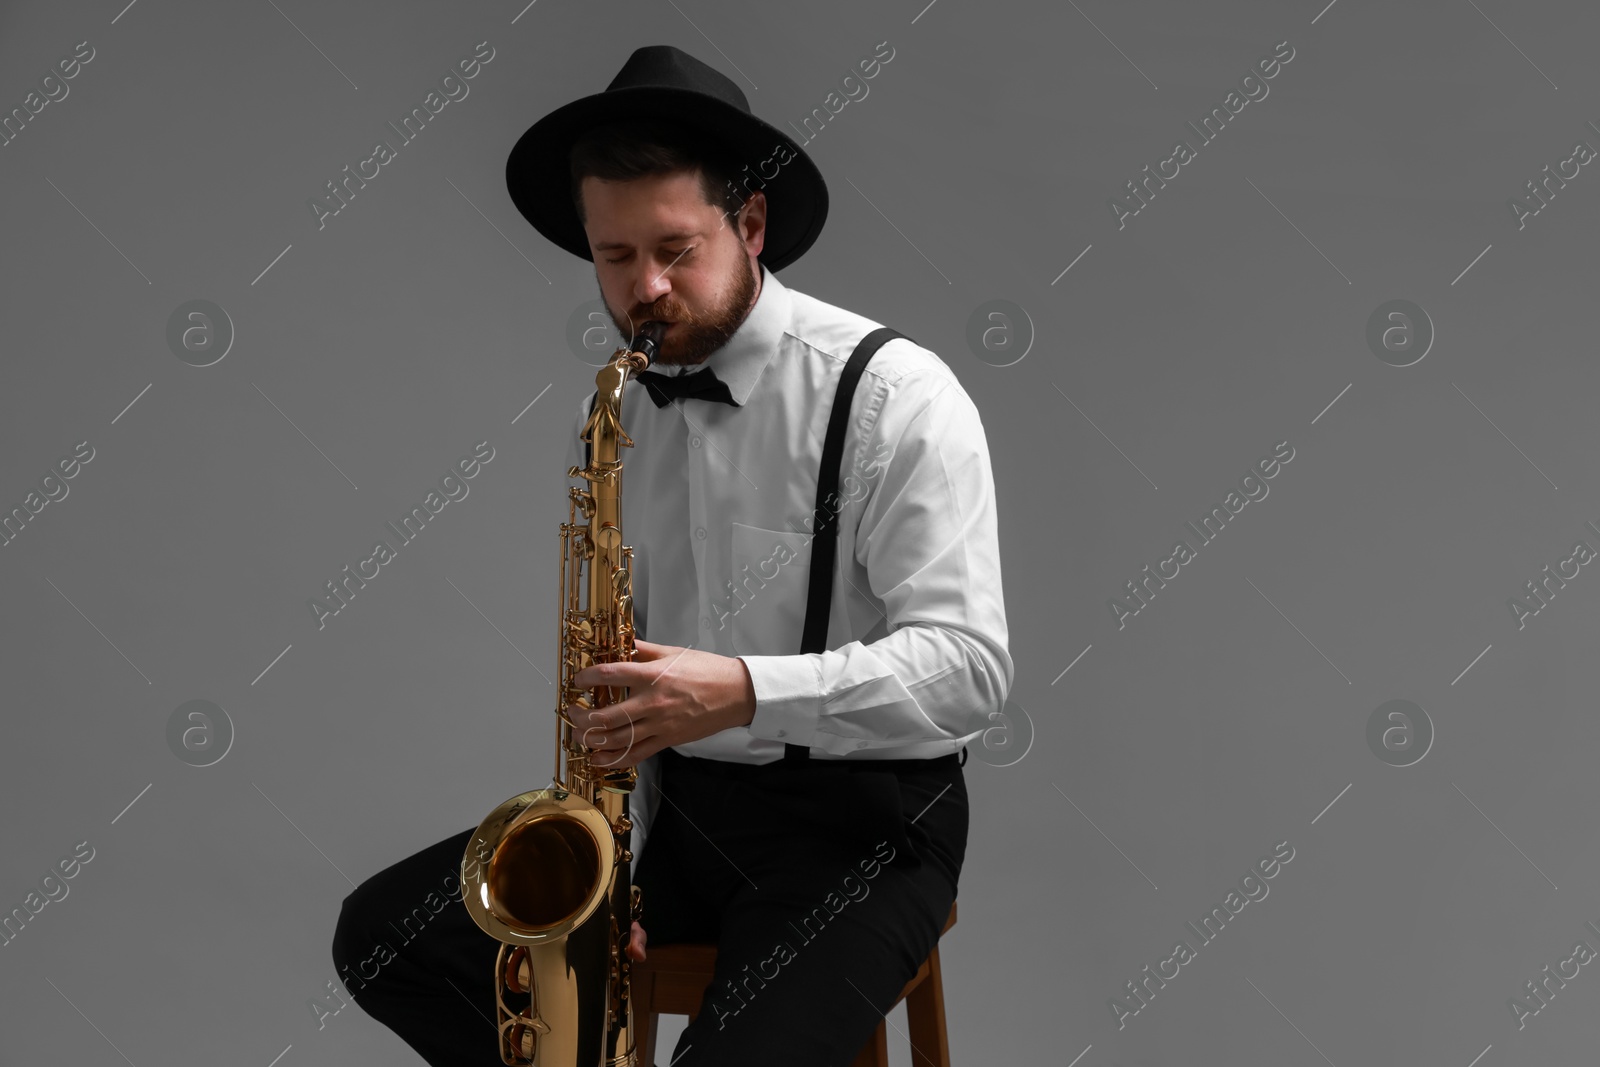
[785,326,910,762]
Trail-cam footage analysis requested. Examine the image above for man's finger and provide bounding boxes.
[573,660,653,689]
[590,735,649,767]
[591,728,658,768]
[584,713,644,750]
[573,699,643,732]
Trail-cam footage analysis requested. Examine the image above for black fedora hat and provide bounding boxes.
[505,45,829,273]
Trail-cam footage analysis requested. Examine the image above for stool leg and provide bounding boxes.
[905,947,950,1067]
[639,1010,656,1067]
[849,1018,889,1067]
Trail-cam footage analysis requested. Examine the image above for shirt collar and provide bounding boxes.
[664,261,789,407]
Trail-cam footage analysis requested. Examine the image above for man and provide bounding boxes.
[332,44,1011,1066]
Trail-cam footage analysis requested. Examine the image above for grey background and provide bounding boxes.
[3,0,1598,1064]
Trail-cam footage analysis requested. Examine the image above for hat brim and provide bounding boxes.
[505,86,828,273]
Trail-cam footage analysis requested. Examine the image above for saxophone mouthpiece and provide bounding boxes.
[629,320,669,367]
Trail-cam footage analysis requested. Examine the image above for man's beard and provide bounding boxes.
[608,254,758,367]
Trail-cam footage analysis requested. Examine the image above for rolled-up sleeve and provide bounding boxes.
[741,370,1013,754]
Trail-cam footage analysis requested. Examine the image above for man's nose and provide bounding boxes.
[631,257,673,307]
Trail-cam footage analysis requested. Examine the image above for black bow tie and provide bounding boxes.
[634,366,739,408]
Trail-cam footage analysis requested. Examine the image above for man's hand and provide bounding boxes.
[566,638,756,768]
[628,920,647,962]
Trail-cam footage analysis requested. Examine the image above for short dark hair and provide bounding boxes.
[568,118,748,228]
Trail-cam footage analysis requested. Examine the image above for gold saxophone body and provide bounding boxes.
[461,321,667,1066]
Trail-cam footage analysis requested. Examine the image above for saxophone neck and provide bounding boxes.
[583,320,667,461]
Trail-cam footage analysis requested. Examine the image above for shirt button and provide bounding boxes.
[690,435,702,448]
[694,526,706,540]
[856,741,868,749]
[700,616,711,629]
[776,729,787,737]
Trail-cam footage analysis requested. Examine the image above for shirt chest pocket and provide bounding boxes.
[726,522,814,656]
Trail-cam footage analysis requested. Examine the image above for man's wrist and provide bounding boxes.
[732,654,756,727]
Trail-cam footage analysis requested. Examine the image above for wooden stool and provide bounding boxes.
[630,900,956,1067]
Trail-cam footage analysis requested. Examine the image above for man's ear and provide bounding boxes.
[738,190,767,258]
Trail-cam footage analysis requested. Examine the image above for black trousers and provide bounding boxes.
[330,746,969,1066]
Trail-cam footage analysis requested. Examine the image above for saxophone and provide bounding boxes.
[461,321,667,1066]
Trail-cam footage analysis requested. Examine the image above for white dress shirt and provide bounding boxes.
[560,262,1012,859]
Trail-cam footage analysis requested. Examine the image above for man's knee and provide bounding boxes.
[330,871,393,980]
[330,890,369,975]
